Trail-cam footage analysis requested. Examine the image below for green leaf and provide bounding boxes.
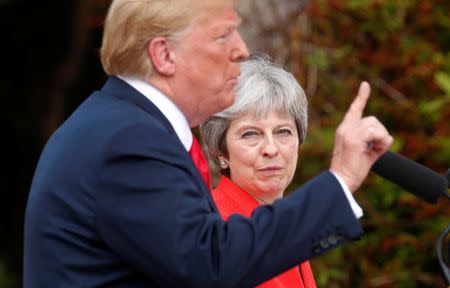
[434,71,450,96]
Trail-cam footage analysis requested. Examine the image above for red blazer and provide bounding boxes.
[212,176,317,288]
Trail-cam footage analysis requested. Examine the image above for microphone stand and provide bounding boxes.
[436,169,450,285]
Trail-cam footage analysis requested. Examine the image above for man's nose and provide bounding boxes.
[231,32,249,62]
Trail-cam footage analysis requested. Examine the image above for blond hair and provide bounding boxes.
[100,0,233,78]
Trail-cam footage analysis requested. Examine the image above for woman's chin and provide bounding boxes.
[257,186,285,200]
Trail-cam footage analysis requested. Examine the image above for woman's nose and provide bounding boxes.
[261,137,279,157]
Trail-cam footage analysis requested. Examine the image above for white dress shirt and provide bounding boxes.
[118,76,193,151]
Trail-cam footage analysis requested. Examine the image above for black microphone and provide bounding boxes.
[371,151,448,204]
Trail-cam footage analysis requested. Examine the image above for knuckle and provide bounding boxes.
[367,115,378,122]
[363,115,378,125]
[335,126,346,138]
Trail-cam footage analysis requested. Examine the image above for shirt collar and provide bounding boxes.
[118,76,192,151]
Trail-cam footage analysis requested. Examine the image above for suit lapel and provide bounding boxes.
[100,76,218,212]
[101,76,175,133]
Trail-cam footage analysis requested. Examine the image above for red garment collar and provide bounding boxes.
[212,176,317,288]
[212,176,261,219]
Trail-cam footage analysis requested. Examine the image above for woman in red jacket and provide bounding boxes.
[201,55,316,288]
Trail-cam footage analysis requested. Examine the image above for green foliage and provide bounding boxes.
[305,49,330,70]
[290,0,450,286]
[419,71,450,123]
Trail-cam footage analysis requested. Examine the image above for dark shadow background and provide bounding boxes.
[1,1,108,286]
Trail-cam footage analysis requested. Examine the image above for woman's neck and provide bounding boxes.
[247,190,283,205]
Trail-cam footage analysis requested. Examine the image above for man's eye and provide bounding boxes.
[217,29,233,41]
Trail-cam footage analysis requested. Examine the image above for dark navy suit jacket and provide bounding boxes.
[24,76,363,287]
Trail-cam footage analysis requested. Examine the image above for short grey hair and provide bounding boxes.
[200,55,308,175]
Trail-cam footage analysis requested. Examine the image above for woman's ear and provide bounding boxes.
[218,156,229,169]
[147,36,176,76]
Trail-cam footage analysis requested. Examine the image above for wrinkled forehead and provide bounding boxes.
[234,108,295,123]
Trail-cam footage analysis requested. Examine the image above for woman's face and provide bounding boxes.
[224,110,299,203]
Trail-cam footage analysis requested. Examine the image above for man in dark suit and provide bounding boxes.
[23,0,393,287]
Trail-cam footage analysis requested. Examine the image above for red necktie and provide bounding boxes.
[189,136,212,190]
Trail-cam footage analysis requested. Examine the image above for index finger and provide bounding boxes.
[342,81,371,123]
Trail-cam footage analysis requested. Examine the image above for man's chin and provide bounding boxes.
[220,92,236,110]
[202,91,236,120]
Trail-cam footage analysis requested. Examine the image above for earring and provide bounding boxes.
[219,160,228,169]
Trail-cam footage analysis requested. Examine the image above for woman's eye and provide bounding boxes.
[276,129,292,136]
[242,131,258,138]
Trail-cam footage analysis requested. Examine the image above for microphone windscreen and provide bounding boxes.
[371,151,448,204]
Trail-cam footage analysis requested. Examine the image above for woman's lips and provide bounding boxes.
[259,166,283,173]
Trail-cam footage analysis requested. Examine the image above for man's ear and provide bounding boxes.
[147,37,176,76]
